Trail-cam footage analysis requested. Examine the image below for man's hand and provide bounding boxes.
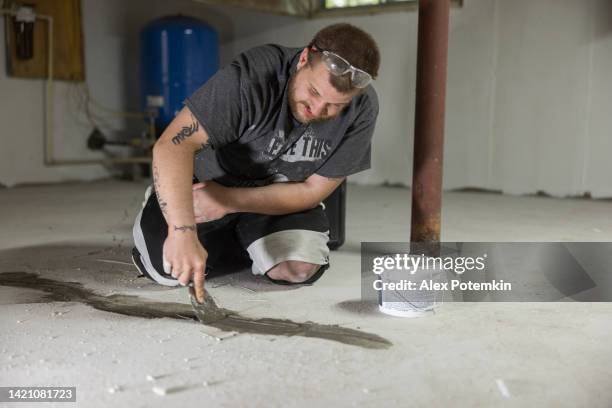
[192,182,232,223]
[162,228,208,303]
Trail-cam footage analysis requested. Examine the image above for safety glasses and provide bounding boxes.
[310,43,373,88]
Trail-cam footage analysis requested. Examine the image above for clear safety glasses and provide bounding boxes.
[311,44,373,88]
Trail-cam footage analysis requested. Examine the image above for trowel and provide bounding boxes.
[188,286,229,324]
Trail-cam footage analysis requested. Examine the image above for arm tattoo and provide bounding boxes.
[152,164,169,216]
[172,115,200,145]
[173,224,196,232]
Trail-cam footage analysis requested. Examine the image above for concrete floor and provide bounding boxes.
[1,180,611,407]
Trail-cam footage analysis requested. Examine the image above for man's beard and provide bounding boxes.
[287,73,335,125]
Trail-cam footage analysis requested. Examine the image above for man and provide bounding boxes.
[132,23,380,303]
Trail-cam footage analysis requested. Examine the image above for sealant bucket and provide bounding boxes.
[378,254,446,317]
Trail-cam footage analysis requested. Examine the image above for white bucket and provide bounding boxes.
[378,254,446,318]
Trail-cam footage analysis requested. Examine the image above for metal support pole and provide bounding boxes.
[410,0,450,254]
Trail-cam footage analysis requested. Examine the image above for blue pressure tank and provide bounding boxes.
[140,16,219,135]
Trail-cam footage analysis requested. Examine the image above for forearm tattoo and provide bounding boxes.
[152,164,168,216]
[173,224,196,233]
[172,115,199,145]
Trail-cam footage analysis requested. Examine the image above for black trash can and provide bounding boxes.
[323,180,347,250]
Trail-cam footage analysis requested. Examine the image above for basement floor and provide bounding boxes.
[1,180,611,407]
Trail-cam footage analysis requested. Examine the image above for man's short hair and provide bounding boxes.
[307,23,380,94]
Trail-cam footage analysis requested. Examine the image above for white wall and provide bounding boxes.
[490,0,593,197]
[1,0,611,198]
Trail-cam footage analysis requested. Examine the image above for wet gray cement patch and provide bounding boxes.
[0,271,391,349]
[0,244,392,350]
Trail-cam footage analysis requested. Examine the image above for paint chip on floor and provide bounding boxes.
[496,378,511,398]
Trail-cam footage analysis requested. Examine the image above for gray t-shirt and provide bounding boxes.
[185,44,379,187]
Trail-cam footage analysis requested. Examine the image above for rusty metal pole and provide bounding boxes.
[410,0,450,255]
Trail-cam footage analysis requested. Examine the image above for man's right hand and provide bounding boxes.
[162,230,208,303]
